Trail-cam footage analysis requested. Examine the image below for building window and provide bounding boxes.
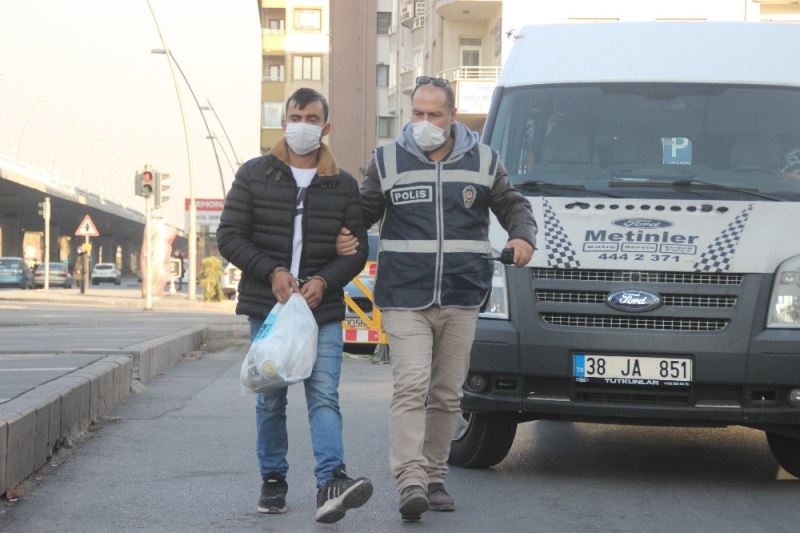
[267,64,284,82]
[263,57,285,81]
[460,37,482,66]
[294,8,321,31]
[377,11,392,34]
[293,55,322,81]
[376,64,389,87]
[262,8,285,30]
[263,102,283,128]
[378,117,395,139]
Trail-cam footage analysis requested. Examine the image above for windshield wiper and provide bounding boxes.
[609,177,781,201]
[516,180,621,198]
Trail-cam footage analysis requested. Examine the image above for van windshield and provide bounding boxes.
[489,83,800,200]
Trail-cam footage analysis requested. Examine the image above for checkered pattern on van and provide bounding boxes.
[543,199,582,269]
[693,204,754,273]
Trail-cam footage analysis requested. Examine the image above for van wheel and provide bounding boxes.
[766,431,800,478]
[448,411,517,468]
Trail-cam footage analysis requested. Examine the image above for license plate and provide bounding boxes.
[345,318,368,328]
[574,353,692,387]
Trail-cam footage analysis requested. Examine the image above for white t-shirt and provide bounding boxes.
[290,166,317,277]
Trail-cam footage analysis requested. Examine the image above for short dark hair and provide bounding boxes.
[286,88,329,122]
[411,77,455,110]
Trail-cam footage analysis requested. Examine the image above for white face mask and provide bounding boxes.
[284,122,323,155]
[412,120,449,152]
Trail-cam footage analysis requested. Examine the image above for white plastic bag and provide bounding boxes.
[240,293,318,394]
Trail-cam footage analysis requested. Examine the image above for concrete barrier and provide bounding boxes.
[129,326,206,384]
[0,326,206,494]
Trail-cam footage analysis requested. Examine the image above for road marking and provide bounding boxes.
[0,367,76,372]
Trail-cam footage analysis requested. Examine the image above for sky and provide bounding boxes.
[0,0,262,228]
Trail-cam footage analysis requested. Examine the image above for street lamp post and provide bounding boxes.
[205,98,241,166]
[16,95,46,158]
[146,0,197,301]
[150,48,226,198]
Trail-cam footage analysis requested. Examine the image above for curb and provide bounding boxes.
[0,326,207,494]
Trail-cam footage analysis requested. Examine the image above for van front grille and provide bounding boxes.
[576,389,691,406]
[532,268,743,285]
[541,313,728,331]
[536,290,737,308]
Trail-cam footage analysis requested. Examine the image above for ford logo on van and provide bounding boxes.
[606,290,662,312]
[612,218,673,229]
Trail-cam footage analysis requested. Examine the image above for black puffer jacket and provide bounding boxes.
[217,139,368,324]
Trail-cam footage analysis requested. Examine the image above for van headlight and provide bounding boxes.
[480,259,509,320]
[768,255,800,328]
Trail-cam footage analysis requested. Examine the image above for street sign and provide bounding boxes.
[185,198,224,234]
[74,214,100,237]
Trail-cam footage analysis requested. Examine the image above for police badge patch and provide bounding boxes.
[462,185,477,208]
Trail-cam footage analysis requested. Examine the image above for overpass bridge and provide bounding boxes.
[0,155,183,275]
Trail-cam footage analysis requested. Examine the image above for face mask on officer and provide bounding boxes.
[412,120,449,152]
[285,122,323,155]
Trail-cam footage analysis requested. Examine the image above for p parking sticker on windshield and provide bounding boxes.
[662,137,692,165]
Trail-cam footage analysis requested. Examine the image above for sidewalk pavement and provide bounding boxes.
[0,289,244,496]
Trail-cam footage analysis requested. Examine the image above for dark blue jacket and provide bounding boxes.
[361,122,537,310]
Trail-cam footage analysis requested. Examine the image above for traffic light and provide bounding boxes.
[37,197,51,219]
[135,170,154,198]
[154,172,171,209]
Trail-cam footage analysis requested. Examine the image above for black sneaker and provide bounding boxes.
[258,474,288,514]
[315,465,374,524]
[399,485,428,521]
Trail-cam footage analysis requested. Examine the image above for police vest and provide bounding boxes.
[373,141,498,310]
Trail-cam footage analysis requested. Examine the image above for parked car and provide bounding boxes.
[343,233,380,353]
[221,262,241,300]
[34,262,74,288]
[0,257,34,289]
[91,263,122,285]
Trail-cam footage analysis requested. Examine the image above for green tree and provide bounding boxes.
[200,256,224,302]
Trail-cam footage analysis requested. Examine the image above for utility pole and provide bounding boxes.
[135,166,155,311]
[38,197,51,289]
[144,194,152,311]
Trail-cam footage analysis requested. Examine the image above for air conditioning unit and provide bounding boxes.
[400,0,414,23]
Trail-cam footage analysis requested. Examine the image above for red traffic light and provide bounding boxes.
[142,171,153,183]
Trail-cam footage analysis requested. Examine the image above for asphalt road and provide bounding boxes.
[0,335,798,533]
[0,299,244,405]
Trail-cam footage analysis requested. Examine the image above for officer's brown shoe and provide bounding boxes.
[428,483,455,512]
[399,485,428,521]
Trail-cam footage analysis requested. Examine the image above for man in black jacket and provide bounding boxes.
[217,88,373,524]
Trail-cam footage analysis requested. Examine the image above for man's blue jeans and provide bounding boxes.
[249,318,344,489]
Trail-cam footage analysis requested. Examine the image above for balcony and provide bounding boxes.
[262,30,286,53]
[440,66,500,82]
[400,61,422,95]
[439,66,501,116]
[435,0,501,21]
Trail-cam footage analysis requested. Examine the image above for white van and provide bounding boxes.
[452,22,800,477]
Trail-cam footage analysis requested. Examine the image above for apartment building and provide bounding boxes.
[258,0,331,153]
[386,0,800,139]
